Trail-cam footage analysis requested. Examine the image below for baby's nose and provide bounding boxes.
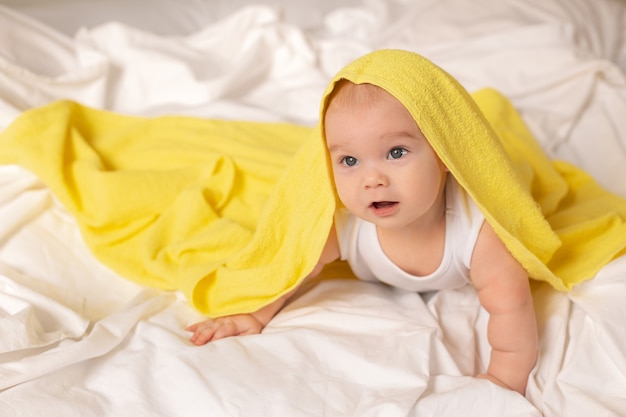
[363,166,389,188]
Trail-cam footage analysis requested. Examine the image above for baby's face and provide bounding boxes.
[325,86,448,231]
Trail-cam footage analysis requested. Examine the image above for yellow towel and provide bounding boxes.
[0,104,333,316]
[1,49,626,318]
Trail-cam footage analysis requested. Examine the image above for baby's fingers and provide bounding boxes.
[188,321,222,345]
[189,327,215,345]
[210,321,240,341]
[187,315,264,345]
[187,319,239,345]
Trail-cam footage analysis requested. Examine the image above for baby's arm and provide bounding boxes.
[187,290,293,345]
[187,225,340,345]
[470,222,538,395]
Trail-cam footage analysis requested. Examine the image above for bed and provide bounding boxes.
[1,0,626,415]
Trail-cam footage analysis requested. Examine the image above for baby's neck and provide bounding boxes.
[376,198,447,276]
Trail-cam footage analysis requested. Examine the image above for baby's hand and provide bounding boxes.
[186,314,264,345]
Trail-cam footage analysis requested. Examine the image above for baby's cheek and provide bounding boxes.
[334,183,352,206]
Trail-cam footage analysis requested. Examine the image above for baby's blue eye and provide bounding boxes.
[388,148,408,159]
[342,156,358,167]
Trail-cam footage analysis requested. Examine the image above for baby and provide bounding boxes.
[188,55,538,396]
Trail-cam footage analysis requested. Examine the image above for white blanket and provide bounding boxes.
[1,0,625,416]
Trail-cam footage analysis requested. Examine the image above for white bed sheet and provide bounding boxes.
[1,1,625,416]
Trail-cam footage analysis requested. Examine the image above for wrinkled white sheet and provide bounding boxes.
[0,1,625,416]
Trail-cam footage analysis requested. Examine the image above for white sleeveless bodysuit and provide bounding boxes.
[334,177,485,292]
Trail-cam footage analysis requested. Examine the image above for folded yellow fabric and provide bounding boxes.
[0,103,333,316]
[1,49,625,318]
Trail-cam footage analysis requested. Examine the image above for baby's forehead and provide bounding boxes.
[326,81,392,110]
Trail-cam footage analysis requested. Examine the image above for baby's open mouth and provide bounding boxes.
[371,201,397,209]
